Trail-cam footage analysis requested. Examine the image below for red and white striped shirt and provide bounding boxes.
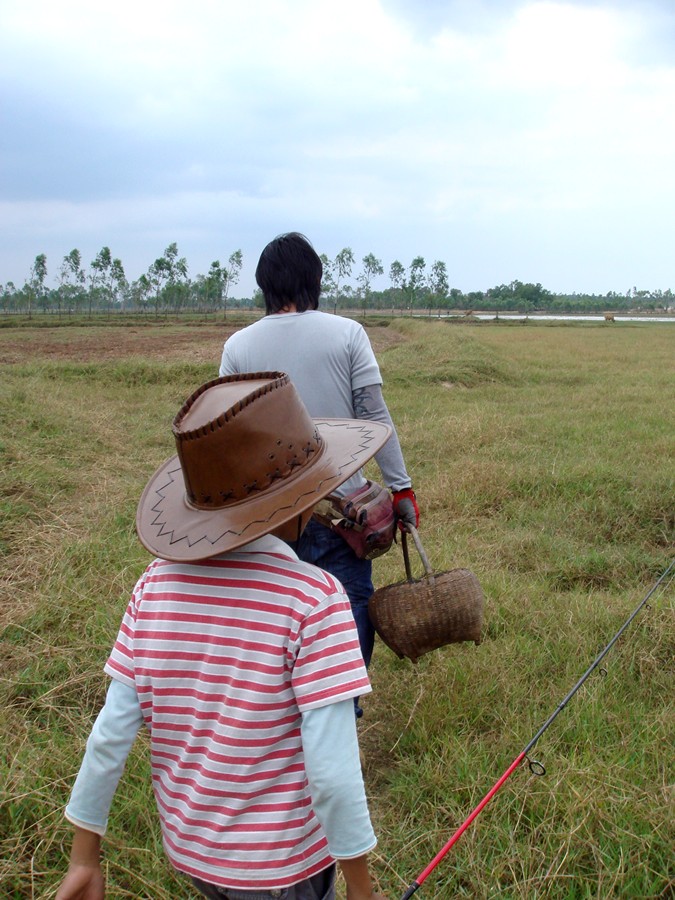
[104,535,371,889]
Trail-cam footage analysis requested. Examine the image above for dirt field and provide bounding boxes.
[0,320,404,365]
[0,324,237,365]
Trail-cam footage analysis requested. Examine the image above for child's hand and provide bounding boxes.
[56,826,104,899]
[341,855,390,900]
[55,862,105,899]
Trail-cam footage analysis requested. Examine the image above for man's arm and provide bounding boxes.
[352,384,419,529]
[351,384,410,491]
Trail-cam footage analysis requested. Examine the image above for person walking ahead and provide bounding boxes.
[55,373,391,900]
[219,233,419,687]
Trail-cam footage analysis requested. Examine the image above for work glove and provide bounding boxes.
[392,488,419,532]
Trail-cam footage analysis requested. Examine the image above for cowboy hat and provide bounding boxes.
[136,372,392,562]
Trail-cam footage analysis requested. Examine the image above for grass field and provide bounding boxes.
[1,316,673,898]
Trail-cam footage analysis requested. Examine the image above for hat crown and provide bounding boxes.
[173,373,323,509]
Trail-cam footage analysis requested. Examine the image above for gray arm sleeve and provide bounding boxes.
[301,700,376,859]
[352,383,412,492]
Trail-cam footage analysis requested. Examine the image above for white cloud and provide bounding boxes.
[1,0,674,294]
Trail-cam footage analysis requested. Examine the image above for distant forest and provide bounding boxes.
[2,243,672,316]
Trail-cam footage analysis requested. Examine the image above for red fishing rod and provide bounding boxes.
[400,558,675,900]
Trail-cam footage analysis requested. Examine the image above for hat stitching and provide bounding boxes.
[149,462,343,550]
[138,411,390,560]
[174,372,287,440]
[146,426,378,546]
[189,439,321,507]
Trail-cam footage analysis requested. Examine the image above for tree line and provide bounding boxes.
[1,244,672,317]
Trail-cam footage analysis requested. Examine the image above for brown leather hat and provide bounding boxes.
[136,372,392,561]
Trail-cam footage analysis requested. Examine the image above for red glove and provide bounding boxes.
[392,488,419,532]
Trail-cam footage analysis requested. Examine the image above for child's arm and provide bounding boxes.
[340,854,388,900]
[301,699,390,900]
[55,826,104,900]
[64,678,143,832]
[56,678,143,897]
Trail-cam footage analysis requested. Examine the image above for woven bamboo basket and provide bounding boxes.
[369,526,484,663]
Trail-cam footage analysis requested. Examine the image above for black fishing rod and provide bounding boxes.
[400,558,675,900]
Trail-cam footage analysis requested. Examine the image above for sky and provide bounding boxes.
[1,0,674,297]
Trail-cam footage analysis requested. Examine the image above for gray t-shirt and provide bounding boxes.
[219,310,410,495]
[219,310,381,417]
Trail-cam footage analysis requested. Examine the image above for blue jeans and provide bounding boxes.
[191,864,335,899]
[292,520,374,715]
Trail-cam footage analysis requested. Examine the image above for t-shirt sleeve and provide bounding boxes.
[349,325,382,392]
[290,591,371,712]
[103,565,153,688]
[219,336,241,377]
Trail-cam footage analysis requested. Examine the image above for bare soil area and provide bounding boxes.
[0,320,403,365]
[0,324,236,365]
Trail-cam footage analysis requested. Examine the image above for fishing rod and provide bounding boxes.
[400,558,675,900]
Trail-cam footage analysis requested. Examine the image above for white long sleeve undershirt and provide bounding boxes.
[300,697,376,859]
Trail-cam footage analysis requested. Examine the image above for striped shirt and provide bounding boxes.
[104,536,371,889]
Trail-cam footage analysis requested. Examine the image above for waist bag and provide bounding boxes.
[313,480,396,560]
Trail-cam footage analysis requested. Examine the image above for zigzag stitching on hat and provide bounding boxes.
[146,423,381,550]
[160,475,360,549]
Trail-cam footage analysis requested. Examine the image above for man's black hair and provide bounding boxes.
[255,232,322,314]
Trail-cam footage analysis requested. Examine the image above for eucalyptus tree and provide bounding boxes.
[61,249,86,315]
[153,242,189,311]
[222,250,243,319]
[319,254,336,310]
[27,253,47,319]
[147,256,167,316]
[389,260,405,313]
[147,243,187,314]
[407,256,426,311]
[332,247,355,313]
[90,247,113,314]
[171,252,190,311]
[57,256,70,316]
[357,253,384,316]
[205,261,224,311]
[110,258,128,309]
[427,259,449,314]
[389,260,405,286]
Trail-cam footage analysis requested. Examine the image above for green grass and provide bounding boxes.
[0,319,673,898]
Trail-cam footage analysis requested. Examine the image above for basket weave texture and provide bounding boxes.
[369,528,484,663]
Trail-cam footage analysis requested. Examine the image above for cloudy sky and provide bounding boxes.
[1,0,674,297]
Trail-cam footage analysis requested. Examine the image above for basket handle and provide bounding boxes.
[401,525,436,586]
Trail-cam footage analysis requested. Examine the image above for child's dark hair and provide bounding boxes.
[255,232,322,313]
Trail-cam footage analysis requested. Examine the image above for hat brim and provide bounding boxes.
[136,418,391,561]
